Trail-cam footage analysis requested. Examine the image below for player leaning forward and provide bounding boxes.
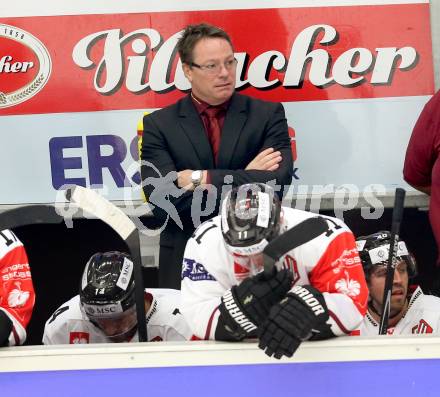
[181,183,368,358]
[43,251,192,344]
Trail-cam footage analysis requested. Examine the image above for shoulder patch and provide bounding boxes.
[182,258,216,281]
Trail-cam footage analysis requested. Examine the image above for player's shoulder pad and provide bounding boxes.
[146,288,181,303]
[0,229,23,258]
[144,289,185,324]
[46,295,82,326]
[415,290,440,309]
[282,208,350,233]
[189,217,223,251]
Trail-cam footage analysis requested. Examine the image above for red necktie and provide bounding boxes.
[204,107,222,163]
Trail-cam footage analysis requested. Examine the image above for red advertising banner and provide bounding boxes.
[0,3,433,116]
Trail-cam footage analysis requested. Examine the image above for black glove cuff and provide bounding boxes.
[287,284,330,339]
[258,285,331,359]
[0,310,13,347]
[216,288,258,341]
[222,288,258,333]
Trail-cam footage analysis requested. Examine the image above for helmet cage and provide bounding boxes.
[92,305,138,342]
[221,183,281,255]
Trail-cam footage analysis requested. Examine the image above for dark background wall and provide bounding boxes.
[12,207,438,346]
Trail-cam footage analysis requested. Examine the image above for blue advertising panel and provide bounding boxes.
[1,359,439,397]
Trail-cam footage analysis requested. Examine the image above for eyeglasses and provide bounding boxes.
[190,58,238,75]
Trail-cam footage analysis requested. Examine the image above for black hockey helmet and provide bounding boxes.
[355,231,417,279]
[79,251,136,321]
[221,183,281,255]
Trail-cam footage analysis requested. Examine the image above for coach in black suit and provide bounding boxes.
[141,23,293,289]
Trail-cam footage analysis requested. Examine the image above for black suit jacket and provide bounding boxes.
[141,92,293,288]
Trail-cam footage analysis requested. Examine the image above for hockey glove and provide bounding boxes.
[215,269,293,341]
[0,310,13,347]
[258,284,330,359]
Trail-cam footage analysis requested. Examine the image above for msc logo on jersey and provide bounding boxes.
[0,24,51,108]
[182,258,216,281]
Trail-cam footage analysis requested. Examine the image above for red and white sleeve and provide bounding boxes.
[308,228,368,336]
[0,230,35,346]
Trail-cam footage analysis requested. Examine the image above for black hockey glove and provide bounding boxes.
[215,269,293,341]
[258,284,330,359]
[0,310,13,347]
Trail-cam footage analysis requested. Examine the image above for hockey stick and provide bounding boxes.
[263,216,329,275]
[378,188,406,335]
[65,185,148,342]
[0,205,64,231]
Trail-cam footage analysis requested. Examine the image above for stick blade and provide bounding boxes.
[66,185,136,240]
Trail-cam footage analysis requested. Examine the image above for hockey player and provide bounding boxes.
[0,229,35,346]
[43,251,192,344]
[353,231,440,335]
[181,183,368,359]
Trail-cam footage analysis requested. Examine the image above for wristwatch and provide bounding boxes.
[191,170,203,188]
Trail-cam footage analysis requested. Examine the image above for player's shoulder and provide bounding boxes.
[188,216,223,249]
[0,229,15,239]
[0,229,24,259]
[145,288,185,324]
[421,294,440,308]
[412,288,440,309]
[193,215,222,231]
[282,207,348,228]
[45,295,83,327]
[146,288,181,304]
[281,208,355,258]
[281,207,313,224]
[184,216,227,277]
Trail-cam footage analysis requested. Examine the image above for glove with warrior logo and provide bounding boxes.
[215,269,293,341]
[258,284,331,359]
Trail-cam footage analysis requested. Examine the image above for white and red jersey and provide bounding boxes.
[0,229,35,346]
[181,208,368,340]
[42,289,192,344]
[353,287,440,336]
